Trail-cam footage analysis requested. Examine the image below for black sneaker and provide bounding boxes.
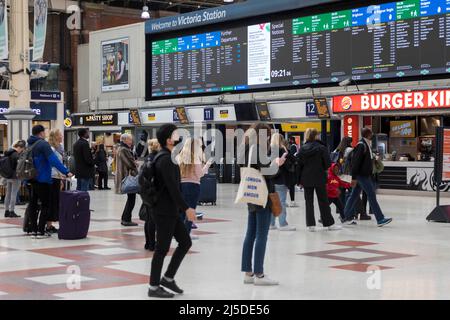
[4,210,10,218]
[359,214,372,221]
[121,221,138,227]
[104,187,111,190]
[145,243,155,251]
[160,277,184,294]
[36,232,52,239]
[45,225,58,234]
[8,211,21,218]
[148,286,174,298]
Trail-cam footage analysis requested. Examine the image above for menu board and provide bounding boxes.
[313,98,330,119]
[442,128,450,181]
[175,106,189,124]
[390,120,416,138]
[256,102,271,121]
[149,0,450,99]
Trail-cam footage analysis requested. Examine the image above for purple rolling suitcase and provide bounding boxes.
[58,190,91,240]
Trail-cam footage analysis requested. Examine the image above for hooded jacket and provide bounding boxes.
[327,163,351,198]
[4,148,20,179]
[27,135,69,184]
[297,140,331,188]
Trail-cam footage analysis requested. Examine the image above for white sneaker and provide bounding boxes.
[307,226,318,232]
[327,224,343,231]
[254,275,279,286]
[190,235,199,240]
[279,225,296,231]
[289,201,299,207]
[244,274,254,284]
[269,225,278,230]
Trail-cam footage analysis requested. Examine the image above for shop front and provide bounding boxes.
[0,101,59,153]
[333,89,450,192]
[67,112,125,154]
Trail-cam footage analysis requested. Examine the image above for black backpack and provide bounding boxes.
[138,151,166,221]
[0,154,14,179]
[343,142,366,175]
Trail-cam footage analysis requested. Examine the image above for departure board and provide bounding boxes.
[150,0,450,99]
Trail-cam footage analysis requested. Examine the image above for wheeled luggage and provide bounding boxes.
[198,173,217,205]
[58,190,90,240]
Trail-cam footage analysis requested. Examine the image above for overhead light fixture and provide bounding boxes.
[224,0,234,3]
[141,5,150,19]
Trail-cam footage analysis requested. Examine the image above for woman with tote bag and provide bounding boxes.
[237,123,285,286]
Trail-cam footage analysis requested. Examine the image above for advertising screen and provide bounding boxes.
[149,0,450,99]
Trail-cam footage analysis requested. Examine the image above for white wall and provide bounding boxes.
[78,44,90,113]
[89,23,146,111]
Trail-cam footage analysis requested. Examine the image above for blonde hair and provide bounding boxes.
[147,138,161,153]
[177,138,204,177]
[270,133,287,149]
[304,128,319,143]
[48,129,62,148]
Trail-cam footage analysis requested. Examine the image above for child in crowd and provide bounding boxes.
[327,163,351,222]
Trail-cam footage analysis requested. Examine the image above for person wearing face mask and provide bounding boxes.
[73,128,95,192]
[342,127,392,227]
[148,124,196,298]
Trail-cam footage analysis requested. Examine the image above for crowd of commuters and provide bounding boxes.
[0,123,393,295]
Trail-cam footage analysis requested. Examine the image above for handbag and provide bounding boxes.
[372,159,384,174]
[235,146,269,207]
[120,173,140,194]
[268,192,282,217]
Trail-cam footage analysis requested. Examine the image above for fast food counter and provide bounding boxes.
[378,161,440,192]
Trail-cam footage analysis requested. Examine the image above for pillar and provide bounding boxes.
[4,0,35,146]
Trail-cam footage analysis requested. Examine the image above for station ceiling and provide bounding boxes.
[85,0,246,13]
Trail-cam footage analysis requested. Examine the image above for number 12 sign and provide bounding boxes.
[204,108,214,121]
[306,102,317,116]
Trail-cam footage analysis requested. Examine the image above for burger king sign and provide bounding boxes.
[333,89,450,113]
[341,96,352,111]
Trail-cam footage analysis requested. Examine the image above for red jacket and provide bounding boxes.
[327,163,351,198]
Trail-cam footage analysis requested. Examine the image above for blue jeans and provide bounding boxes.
[241,207,271,275]
[180,183,200,234]
[77,178,90,192]
[344,176,385,222]
[271,184,288,227]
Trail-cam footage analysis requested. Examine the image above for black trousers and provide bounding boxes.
[304,185,334,227]
[150,214,192,286]
[288,185,295,202]
[144,215,156,247]
[329,197,345,219]
[29,182,51,233]
[98,171,108,189]
[121,193,136,222]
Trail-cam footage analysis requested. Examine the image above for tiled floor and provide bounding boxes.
[0,183,450,300]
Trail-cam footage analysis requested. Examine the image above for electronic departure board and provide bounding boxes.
[150,0,450,99]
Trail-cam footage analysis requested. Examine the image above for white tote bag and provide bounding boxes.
[235,146,269,207]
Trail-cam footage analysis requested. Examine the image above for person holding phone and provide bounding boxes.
[269,133,296,231]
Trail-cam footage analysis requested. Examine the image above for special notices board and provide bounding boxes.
[150,0,450,99]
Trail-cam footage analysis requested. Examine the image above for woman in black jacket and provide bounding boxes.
[240,124,285,286]
[297,128,341,232]
[95,144,110,190]
[269,133,296,231]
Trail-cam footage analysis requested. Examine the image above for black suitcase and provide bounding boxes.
[198,173,217,205]
[23,204,39,233]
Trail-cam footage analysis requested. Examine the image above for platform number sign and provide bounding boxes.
[306,101,317,116]
[204,108,214,121]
